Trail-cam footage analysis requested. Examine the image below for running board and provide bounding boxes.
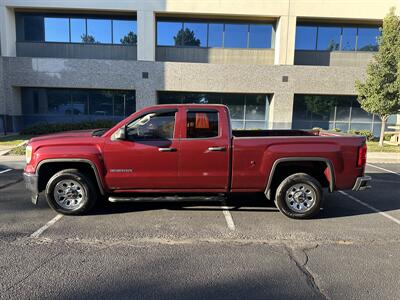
[108,194,226,203]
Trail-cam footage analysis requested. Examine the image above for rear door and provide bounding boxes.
[178,108,230,191]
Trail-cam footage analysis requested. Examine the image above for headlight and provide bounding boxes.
[26,145,32,163]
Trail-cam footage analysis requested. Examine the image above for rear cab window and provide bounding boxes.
[186,111,219,138]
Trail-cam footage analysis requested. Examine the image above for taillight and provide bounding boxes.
[357,143,367,167]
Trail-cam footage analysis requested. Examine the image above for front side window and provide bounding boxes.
[127,112,176,140]
[186,111,219,138]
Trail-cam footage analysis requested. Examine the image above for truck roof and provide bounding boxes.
[152,103,228,109]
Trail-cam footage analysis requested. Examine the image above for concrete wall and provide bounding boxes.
[294,51,375,67]
[16,42,137,60]
[1,56,368,128]
[156,47,275,65]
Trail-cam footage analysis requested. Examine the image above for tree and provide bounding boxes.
[81,34,96,43]
[120,31,137,45]
[174,28,201,46]
[355,8,400,146]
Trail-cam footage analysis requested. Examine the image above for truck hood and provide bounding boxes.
[29,129,97,143]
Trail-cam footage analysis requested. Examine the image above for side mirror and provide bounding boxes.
[112,126,126,141]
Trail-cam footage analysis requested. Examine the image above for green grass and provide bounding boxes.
[0,135,33,146]
[7,144,27,156]
[367,141,400,153]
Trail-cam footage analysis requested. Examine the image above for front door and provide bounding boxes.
[178,109,230,190]
[102,109,179,190]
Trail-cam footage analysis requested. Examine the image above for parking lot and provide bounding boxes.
[0,160,399,300]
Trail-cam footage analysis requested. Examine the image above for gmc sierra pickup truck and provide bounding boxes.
[23,104,371,219]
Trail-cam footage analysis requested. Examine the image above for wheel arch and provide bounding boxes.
[265,157,335,199]
[36,159,105,195]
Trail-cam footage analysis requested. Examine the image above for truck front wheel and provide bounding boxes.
[274,173,322,219]
[45,169,97,215]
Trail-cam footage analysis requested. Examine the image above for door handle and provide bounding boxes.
[158,147,176,152]
[208,146,226,152]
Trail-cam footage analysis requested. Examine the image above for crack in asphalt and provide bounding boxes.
[284,244,329,300]
[1,252,61,294]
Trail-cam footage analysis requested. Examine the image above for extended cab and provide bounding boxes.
[23,104,371,219]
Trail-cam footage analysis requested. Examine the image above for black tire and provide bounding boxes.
[274,173,322,219]
[45,169,97,215]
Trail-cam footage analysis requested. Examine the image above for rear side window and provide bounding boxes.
[186,111,219,138]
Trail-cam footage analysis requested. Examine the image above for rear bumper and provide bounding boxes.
[23,172,39,204]
[352,176,372,191]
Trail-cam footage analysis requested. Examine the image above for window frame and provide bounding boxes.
[295,22,380,52]
[156,17,274,49]
[184,109,221,140]
[125,109,178,141]
[16,12,137,46]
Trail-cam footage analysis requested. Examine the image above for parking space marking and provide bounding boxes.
[30,214,63,238]
[0,168,12,174]
[367,163,400,176]
[338,191,400,225]
[221,203,236,230]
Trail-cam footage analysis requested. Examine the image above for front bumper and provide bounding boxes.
[352,176,372,191]
[23,172,39,204]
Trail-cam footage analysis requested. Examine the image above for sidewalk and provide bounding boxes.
[367,152,400,164]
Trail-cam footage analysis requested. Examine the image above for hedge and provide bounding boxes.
[20,120,118,135]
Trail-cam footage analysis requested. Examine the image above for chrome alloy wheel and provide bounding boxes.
[53,179,86,210]
[285,183,316,213]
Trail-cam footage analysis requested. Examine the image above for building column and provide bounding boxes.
[137,10,156,61]
[274,15,296,65]
[0,6,16,57]
[268,92,294,129]
[135,85,157,110]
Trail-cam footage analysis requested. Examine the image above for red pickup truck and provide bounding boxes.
[23,104,370,219]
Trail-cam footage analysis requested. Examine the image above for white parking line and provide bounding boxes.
[338,191,400,225]
[0,168,12,174]
[221,203,236,231]
[367,163,400,176]
[30,214,63,238]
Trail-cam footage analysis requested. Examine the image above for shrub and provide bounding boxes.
[384,132,396,141]
[20,120,118,135]
[332,128,342,132]
[347,129,374,141]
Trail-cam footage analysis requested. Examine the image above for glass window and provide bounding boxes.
[357,27,380,51]
[224,24,248,48]
[44,18,69,42]
[70,18,86,43]
[127,112,176,140]
[113,20,137,45]
[114,93,136,117]
[70,90,88,115]
[23,15,44,41]
[47,89,72,115]
[182,22,207,47]
[295,26,317,50]
[88,91,113,116]
[157,21,183,46]
[208,23,223,47]
[249,24,272,48]
[187,111,219,138]
[246,95,267,121]
[222,94,245,120]
[341,27,357,51]
[87,19,112,44]
[317,26,341,51]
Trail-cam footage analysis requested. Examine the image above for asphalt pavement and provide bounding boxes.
[0,160,399,300]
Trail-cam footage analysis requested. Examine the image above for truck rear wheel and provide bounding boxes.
[45,169,97,215]
[274,173,322,219]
